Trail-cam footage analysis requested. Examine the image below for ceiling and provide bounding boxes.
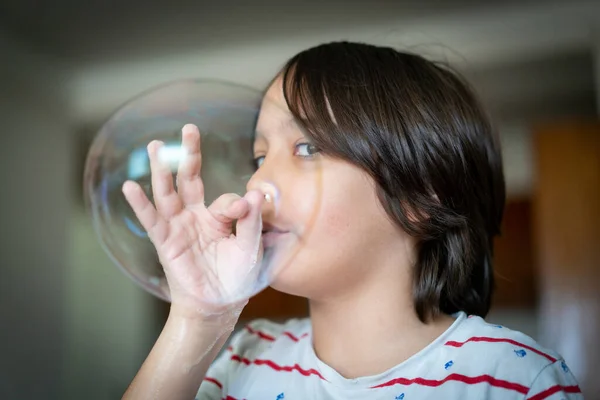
[1,0,598,66]
[1,0,598,124]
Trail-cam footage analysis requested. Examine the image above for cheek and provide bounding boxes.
[272,189,373,296]
[283,173,359,241]
[282,175,323,234]
[270,168,388,296]
[315,196,354,239]
[317,168,380,238]
[295,168,380,255]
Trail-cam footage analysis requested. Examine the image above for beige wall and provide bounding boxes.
[0,30,159,400]
[63,206,158,399]
[0,31,70,399]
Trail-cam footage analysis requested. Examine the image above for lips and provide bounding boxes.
[262,222,291,248]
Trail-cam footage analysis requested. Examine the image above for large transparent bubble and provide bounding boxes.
[83,79,322,307]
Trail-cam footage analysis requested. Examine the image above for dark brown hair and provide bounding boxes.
[280,41,506,322]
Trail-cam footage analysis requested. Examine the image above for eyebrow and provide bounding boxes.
[254,117,305,141]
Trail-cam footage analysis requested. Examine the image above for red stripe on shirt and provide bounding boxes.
[245,325,309,343]
[204,377,223,389]
[245,325,276,341]
[527,384,582,400]
[206,377,249,400]
[283,331,309,342]
[444,337,557,362]
[370,373,529,395]
[230,354,326,381]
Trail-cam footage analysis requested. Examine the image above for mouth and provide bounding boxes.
[261,223,292,248]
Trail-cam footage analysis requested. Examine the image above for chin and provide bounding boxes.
[267,261,315,298]
[261,240,307,294]
[268,271,305,297]
[264,242,336,299]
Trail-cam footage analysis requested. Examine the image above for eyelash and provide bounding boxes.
[253,142,320,169]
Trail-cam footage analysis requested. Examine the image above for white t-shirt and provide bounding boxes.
[196,312,583,399]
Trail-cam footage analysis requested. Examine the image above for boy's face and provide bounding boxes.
[248,77,415,301]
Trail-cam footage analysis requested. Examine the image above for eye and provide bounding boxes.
[294,143,320,158]
[253,156,265,169]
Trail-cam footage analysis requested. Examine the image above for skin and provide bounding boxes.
[121,77,454,399]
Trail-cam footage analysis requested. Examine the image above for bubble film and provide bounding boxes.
[84,80,322,306]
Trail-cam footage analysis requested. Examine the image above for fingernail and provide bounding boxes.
[182,124,197,135]
[148,140,164,152]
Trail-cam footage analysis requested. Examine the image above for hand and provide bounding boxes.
[122,124,264,319]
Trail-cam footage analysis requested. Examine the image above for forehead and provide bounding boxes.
[255,77,299,141]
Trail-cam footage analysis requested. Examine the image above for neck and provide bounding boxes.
[308,272,454,379]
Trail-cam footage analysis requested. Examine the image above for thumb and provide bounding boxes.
[207,193,249,226]
[235,190,264,256]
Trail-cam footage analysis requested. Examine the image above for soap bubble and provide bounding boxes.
[83,79,322,306]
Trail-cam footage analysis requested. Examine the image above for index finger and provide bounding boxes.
[176,124,205,207]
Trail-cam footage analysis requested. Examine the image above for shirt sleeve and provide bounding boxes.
[525,359,584,400]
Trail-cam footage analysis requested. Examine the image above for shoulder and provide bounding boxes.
[444,314,582,397]
[449,314,561,374]
[227,317,311,359]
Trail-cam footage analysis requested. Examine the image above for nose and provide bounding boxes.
[246,164,279,215]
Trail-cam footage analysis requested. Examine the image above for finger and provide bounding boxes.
[235,190,264,254]
[222,198,250,221]
[176,124,205,207]
[148,140,182,218]
[122,181,169,244]
[207,193,249,227]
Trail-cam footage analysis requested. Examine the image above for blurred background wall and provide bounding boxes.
[0,0,599,398]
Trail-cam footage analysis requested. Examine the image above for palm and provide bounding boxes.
[158,206,260,304]
[122,124,263,312]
